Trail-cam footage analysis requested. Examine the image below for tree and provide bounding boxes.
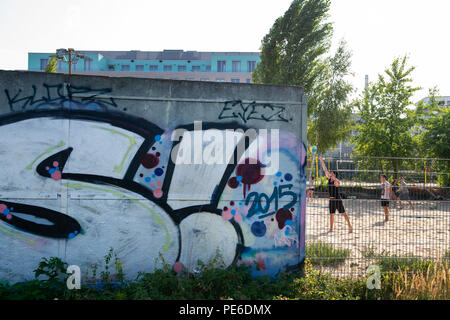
[307,39,353,151]
[45,57,57,73]
[351,56,420,175]
[412,88,450,186]
[252,0,354,151]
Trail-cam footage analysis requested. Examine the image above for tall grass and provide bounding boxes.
[390,260,449,300]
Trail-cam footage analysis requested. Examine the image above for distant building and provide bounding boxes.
[418,96,450,107]
[28,49,261,83]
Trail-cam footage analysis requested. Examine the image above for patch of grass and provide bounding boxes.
[443,249,450,260]
[306,241,351,267]
[360,247,436,273]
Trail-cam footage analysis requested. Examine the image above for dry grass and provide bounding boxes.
[391,260,450,300]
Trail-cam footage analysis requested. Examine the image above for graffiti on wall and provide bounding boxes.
[218,100,293,123]
[0,82,306,281]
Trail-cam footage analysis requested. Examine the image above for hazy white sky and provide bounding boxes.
[1,0,449,101]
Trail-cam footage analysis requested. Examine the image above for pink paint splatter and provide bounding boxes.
[234,213,242,223]
[51,170,62,181]
[173,262,183,273]
[0,204,6,213]
[53,161,59,167]
[153,189,163,198]
[222,209,233,220]
[156,180,163,187]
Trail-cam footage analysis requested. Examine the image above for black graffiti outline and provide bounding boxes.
[0,109,249,267]
[218,100,292,123]
[4,83,117,112]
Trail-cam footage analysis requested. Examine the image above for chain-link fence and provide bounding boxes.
[305,156,450,278]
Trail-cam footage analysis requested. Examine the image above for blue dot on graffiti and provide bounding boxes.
[251,221,266,237]
[231,209,236,215]
[236,176,243,182]
[145,177,151,182]
[3,209,9,215]
[276,171,282,177]
[273,181,278,186]
[285,220,293,227]
[68,233,74,239]
[49,168,55,174]
[155,135,161,141]
[154,168,164,176]
[285,229,290,236]
[284,173,293,181]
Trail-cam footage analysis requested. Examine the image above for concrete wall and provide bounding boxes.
[0,70,307,283]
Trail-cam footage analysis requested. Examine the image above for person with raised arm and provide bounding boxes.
[319,156,353,233]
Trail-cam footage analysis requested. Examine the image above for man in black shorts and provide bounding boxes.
[319,157,353,233]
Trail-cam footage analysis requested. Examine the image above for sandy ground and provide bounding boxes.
[305,198,450,277]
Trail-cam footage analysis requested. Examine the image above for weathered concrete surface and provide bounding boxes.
[0,70,307,283]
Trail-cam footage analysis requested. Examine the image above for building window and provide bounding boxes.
[217,60,226,72]
[136,65,144,71]
[40,59,49,70]
[206,65,211,72]
[185,77,195,81]
[231,78,240,83]
[246,78,251,83]
[57,61,63,71]
[149,65,158,72]
[178,65,187,72]
[247,60,256,72]
[215,78,225,82]
[192,65,201,72]
[163,65,172,72]
[121,64,130,71]
[232,61,241,72]
[84,59,92,71]
[200,78,209,81]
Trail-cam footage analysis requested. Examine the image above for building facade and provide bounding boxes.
[28,49,261,83]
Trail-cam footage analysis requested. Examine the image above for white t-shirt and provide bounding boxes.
[381,181,391,199]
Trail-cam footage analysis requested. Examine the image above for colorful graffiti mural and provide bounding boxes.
[0,78,306,282]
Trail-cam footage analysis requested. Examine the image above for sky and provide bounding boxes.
[0,0,449,101]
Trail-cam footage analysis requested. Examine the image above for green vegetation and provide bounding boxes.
[0,248,448,300]
[45,57,58,73]
[253,0,353,151]
[360,247,438,273]
[306,241,351,267]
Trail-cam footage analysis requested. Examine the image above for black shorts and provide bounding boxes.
[329,199,345,214]
[381,200,390,207]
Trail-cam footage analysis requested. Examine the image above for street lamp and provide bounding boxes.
[51,48,92,75]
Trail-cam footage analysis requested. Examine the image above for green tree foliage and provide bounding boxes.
[307,40,353,150]
[351,56,420,174]
[252,0,353,151]
[45,57,57,73]
[412,88,450,186]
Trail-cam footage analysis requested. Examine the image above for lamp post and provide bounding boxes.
[51,48,92,75]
